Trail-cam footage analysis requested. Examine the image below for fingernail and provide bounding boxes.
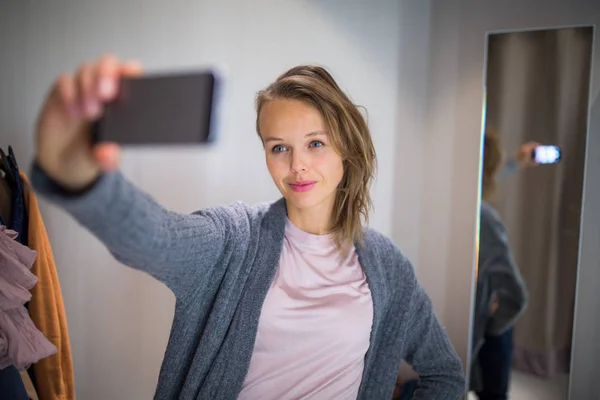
[99,78,115,97]
[85,100,101,117]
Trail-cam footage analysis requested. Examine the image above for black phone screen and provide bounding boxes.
[92,70,218,145]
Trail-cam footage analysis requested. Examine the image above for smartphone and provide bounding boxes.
[532,145,561,164]
[92,70,221,145]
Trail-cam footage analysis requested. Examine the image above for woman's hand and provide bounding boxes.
[34,54,143,190]
[514,141,541,168]
[489,298,499,315]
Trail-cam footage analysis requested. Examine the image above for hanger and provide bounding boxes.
[0,147,16,188]
[0,147,13,225]
[8,146,19,171]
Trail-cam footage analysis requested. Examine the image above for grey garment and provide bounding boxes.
[496,157,519,182]
[469,201,528,391]
[30,163,465,400]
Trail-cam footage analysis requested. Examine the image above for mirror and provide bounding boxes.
[469,26,594,400]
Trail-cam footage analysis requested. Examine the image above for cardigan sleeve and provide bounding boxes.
[30,162,236,302]
[401,261,466,399]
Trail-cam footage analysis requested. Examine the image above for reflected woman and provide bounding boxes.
[470,128,529,400]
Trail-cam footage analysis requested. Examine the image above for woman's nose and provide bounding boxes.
[290,151,308,173]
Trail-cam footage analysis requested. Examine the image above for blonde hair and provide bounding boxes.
[255,65,377,247]
[482,127,504,201]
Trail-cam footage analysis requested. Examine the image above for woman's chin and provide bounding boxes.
[284,191,336,213]
[284,193,321,211]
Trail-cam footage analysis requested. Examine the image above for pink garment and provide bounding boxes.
[238,219,373,400]
[0,225,57,370]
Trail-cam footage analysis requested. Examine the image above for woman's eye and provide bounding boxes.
[272,145,287,153]
[309,141,324,148]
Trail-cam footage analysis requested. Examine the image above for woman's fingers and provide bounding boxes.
[96,54,120,101]
[54,73,78,118]
[76,61,102,119]
[120,60,144,77]
[93,142,121,172]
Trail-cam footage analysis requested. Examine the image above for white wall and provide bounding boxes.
[0,1,405,398]
[391,1,431,268]
[420,0,600,397]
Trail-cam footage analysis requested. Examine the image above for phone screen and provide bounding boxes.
[532,145,561,164]
[92,70,219,145]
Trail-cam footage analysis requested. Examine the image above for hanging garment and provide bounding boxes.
[0,226,37,307]
[0,152,30,400]
[0,172,11,225]
[0,366,29,400]
[20,172,76,400]
[1,147,28,245]
[0,225,57,369]
[2,146,39,391]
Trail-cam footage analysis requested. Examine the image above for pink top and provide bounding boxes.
[238,219,373,399]
[0,225,57,370]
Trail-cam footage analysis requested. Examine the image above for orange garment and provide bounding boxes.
[20,172,75,400]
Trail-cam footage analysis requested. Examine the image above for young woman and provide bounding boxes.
[32,55,465,399]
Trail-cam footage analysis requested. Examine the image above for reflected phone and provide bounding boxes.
[532,145,561,164]
[92,70,221,145]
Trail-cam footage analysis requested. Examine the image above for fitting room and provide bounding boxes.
[1,1,599,399]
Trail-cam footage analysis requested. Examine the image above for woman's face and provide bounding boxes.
[258,99,344,214]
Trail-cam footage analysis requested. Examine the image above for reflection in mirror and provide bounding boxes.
[469,26,594,400]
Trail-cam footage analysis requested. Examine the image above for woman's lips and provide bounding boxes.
[289,181,317,192]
